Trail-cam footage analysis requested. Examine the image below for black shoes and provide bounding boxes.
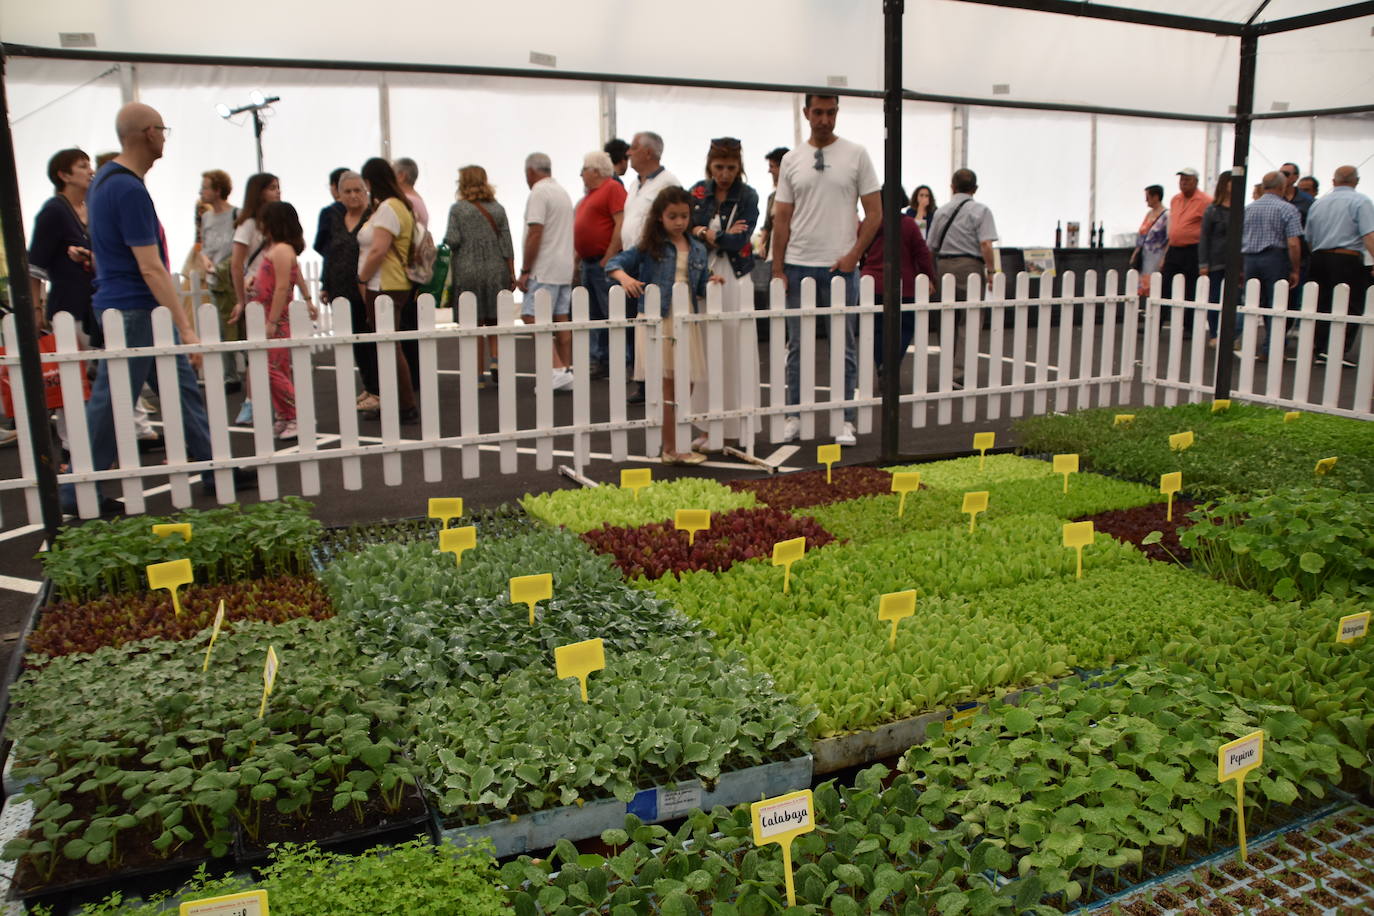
[627,382,646,404]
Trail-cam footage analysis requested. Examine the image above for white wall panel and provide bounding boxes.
[1097,116,1209,248]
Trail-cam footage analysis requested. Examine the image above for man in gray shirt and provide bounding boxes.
[925,169,998,380]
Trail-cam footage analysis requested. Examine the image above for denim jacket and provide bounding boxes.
[606,238,710,316]
[688,179,759,278]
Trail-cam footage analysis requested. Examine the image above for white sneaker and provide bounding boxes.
[836,422,857,447]
[551,368,575,391]
[780,417,800,443]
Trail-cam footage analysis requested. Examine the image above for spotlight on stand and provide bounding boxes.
[215,92,281,172]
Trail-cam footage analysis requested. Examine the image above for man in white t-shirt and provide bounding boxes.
[618,131,679,261]
[517,152,576,390]
[770,94,882,446]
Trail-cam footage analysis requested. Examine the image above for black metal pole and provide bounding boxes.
[252,109,264,172]
[880,0,904,463]
[1215,30,1258,400]
[0,52,64,542]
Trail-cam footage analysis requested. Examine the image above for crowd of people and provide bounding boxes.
[10,95,1374,478]
[1129,163,1373,357]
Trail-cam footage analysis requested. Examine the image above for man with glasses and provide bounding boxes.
[64,102,250,514]
[770,94,882,446]
[1280,162,1314,225]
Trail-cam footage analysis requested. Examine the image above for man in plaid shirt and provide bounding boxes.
[1242,171,1303,338]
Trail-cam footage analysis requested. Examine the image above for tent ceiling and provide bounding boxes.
[1,0,1370,118]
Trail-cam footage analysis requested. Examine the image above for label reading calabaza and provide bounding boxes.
[756,797,810,839]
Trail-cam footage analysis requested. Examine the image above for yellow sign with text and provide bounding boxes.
[972,432,995,469]
[1169,430,1194,452]
[1052,453,1079,494]
[427,497,464,529]
[891,471,920,517]
[1063,521,1094,579]
[1337,611,1370,644]
[555,638,606,702]
[962,491,989,533]
[511,573,553,625]
[180,890,269,916]
[817,443,841,484]
[772,537,806,594]
[674,509,711,546]
[1217,730,1264,863]
[1160,471,1183,522]
[152,523,192,542]
[751,790,815,907]
[620,468,652,500]
[439,525,477,566]
[1113,414,1135,427]
[878,590,916,649]
[147,558,193,619]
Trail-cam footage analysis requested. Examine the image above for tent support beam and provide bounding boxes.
[880,0,903,463]
[0,53,64,543]
[1215,31,1259,401]
[1255,2,1374,35]
[948,0,1245,35]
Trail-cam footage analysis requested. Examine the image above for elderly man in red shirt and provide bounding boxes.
[574,150,627,379]
[1161,167,1213,307]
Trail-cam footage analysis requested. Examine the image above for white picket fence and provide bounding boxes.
[1,267,1368,526]
[1142,274,1374,419]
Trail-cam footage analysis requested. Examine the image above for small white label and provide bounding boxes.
[59,32,97,48]
[755,795,812,840]
[1221,736,1261,779]
[529,51,557,68]
[658,785,702,820]
[1339,613,1370,642]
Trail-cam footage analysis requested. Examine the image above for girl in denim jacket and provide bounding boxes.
[607,186,722,464]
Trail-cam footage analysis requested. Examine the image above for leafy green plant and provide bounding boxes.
[312,502,539,569]
[798,492,967,544]
[40,498,322,601]
[521,478,755,532]
[1173,487,1374,600]
[889,454,1065,490]
[725,466,895,510]
[413,637,813,822]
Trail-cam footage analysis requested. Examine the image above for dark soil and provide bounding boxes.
[1313,827,1342,843]
[15,824,212,897]
[1122,899,1160,916]
[1298,858,1331,879]
[726,466,896,511]
[1203,868,1230,889]
[1224,888,1261,907]
[1174,879,1207,901]
[1288,900,1321,916]
[1286,832,1320,851]
[1248,851,1276,869]
[1072,499,1197,564]
[1253,877,1286,899]
[1329,876,1365,898]
[1203,899,1237,915]
[1332,818,1360,835]
[1219,861,1251,880]
[1152,888,1184,908]
[237,787,429,860]
[1310,887,1342,907]
[1275,870,1310,890]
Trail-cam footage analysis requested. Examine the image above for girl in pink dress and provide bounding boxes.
[252,202,309,440]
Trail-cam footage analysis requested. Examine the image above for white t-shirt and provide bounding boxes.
[620,167,680,254]
[524,176,575,285]
[233,220,268,298]
[356,200,402,291]
[774,136,880,267]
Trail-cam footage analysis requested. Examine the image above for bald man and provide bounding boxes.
[65,103,249,513]
[1305,165,1374,359]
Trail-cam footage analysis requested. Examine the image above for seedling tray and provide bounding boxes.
[233,784,434,864]
[1096,801,1374,914]
[310,507,539,571]
[437,754,812,857]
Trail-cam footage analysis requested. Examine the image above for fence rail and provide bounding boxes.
[2,267,1369,527]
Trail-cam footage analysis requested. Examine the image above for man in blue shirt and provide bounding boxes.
[66,102,250,514]
[1305,165,1374,360]
[1241,171,1303,345]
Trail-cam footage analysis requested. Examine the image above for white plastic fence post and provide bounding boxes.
[417,293,442,482]
[371,295,402,487]
[961,274,982,423]
[856,273,874,436]
[1352,287,1374,413]
[571,287,591,474]
[1321,284,1350,410]
[457,292,481,479]
[289,299,321,495]
[608,287,628,462]
[1116,270,1138,403]
[734,274,758,454]
[985,272,1006,421]
[197,302,235,503]
[496,292,518,474]
[1078,270,1098,409]
[533,287,554,471]
[330,297,364,491]
[1055,272,1077,414]
[1009,272,1029,417]
[827,274,846,439]
[99,310,144,513]
[0,314,43,523]
[799,276,817,441]
[910,275,930,430]
[243,304,279,498]
[1033,271,1054,414]
[701,281,724,451]
[938,273,958,425]
[768,277,786,442]
[1291,280,1316,405]
[151,308,194,508]
[643,286,663,459]
[52,313,98,518]
[1095,270,1117,405]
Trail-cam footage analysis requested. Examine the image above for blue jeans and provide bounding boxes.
[872,294,915,372]
[1244,248,1289,338]
[784,264,858,423]
[61,309,214,510]
[580,258,610,365]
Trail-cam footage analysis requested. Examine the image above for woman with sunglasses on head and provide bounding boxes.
[686,137,759,451]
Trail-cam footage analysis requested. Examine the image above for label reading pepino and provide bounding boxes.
[1217,730,1264,782]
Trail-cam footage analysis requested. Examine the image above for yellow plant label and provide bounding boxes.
[511,573,553,625]
[180,890,269,916]
[817,443,841,484]
[772,536,806,594]
[949,706,980,731]
[891,471,921,517]
[1337,611,1370,644]
[1212,399,1231,412]
[1169,430,1194,451]
[147,558,193,619]
[1315,457,1337,476]
[1113,414,1134,427]
[1063,521,1094,579]
[152,522,192,542]
[1217,728,1264,863]
[555,637,606,702]
[972,431,995,469]
[1160,471,1183,522]
[258,646,279,718]
[674,509,711,546]
[962,491,989,533]
[427,497,464,528]
[439,525,477,566]
[1284,411,1301,423]
[878,590,916,649]
[751,789,815,907]
[203,600,225,673]
[620,467,652,500]
[1053,453,1079,493]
